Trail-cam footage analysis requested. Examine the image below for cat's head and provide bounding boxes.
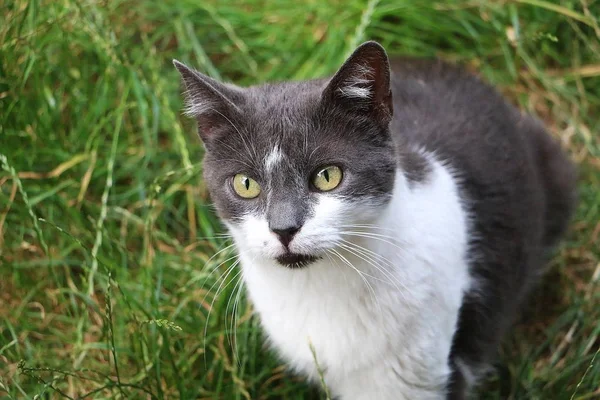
[175,41,396,268]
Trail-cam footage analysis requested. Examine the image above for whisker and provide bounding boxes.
[339,238,398,262]
[340,230,407,243]
[203,243,237,271]
[325,251,350,287]
[340,231,408,251]
[225,272,243,345]
[338,243,400,285]
[192,233,234,240]
[193,251,238,296]
[338,224,398,233]
[211,135,258,171]
[225,271,245,365]
[232,274,246,367]
[178,243,236,294]
[338,242,415,308]
[203,259,241,366]
[327,248,382,315]
[338,237,414,287]
[213,109,261,166]
[339,238,408,276]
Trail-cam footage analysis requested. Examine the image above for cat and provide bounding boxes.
[174,41,576,400]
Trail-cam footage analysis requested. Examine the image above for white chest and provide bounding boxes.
[236,161,471,399]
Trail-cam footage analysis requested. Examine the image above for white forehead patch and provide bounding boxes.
[265,145,283,173]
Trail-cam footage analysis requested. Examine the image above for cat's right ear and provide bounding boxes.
[173,60,244,140]
[321,41,392,127]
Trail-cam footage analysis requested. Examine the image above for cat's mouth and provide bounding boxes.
[275,252,321,269]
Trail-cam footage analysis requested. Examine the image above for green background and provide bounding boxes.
[1,0,599,399]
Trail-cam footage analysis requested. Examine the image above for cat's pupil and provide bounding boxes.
[243,177,250,190]
[323,169,329,182]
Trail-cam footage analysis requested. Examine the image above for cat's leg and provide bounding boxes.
[446,288,514,399]
[445,358,470,400]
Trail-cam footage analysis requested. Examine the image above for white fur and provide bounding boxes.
[338,85,371,99]
[455,357,478,389]
[227,155,471,399]
[183,95,216,117]
[337,64,374,99]
[264,146,283,173]
[182,82,242,117]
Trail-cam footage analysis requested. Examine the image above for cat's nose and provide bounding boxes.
[270,225,301,247]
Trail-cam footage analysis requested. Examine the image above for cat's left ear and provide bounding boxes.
[322,41,392,126]
[173,60,244,140]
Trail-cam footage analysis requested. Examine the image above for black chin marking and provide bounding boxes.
[276,252,321,269]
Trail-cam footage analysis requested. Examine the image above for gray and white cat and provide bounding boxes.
[174,41,576,400]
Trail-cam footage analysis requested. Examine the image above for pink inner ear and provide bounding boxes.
[195,109,233,140]
[366,54,391,104]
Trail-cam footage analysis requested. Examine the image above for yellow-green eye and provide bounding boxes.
[312,166,343,192]
[232,174,261,199]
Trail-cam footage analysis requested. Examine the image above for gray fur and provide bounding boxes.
[173,43,398,238]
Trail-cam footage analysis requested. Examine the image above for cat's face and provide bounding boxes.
[176,42,396,268]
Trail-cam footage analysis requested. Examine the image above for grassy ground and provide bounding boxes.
[1,0,599,399]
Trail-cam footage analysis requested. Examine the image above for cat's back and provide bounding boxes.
[389,57,576,253]
[389,58,576,386]
[389,57,530,161]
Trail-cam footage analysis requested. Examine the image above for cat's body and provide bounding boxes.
[175,42,576,399]
[240,156,469,400]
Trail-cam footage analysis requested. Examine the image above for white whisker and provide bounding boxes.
[226,271,245,366]
[203,259,241,366]
[338,242,416,310]
[232,274,246,366]
[213,109,260,166]
[328,248,382,316]
[340,231,408,251]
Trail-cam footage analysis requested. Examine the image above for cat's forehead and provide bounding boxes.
[204,79,383,176]
[247,82,323,125]
[248,80,326,108]
[240,81,329,155]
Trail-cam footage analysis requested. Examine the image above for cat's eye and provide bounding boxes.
[232,174,261,199]
[312,166,343,192]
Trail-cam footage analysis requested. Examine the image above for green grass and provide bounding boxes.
[1,0,599,398]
